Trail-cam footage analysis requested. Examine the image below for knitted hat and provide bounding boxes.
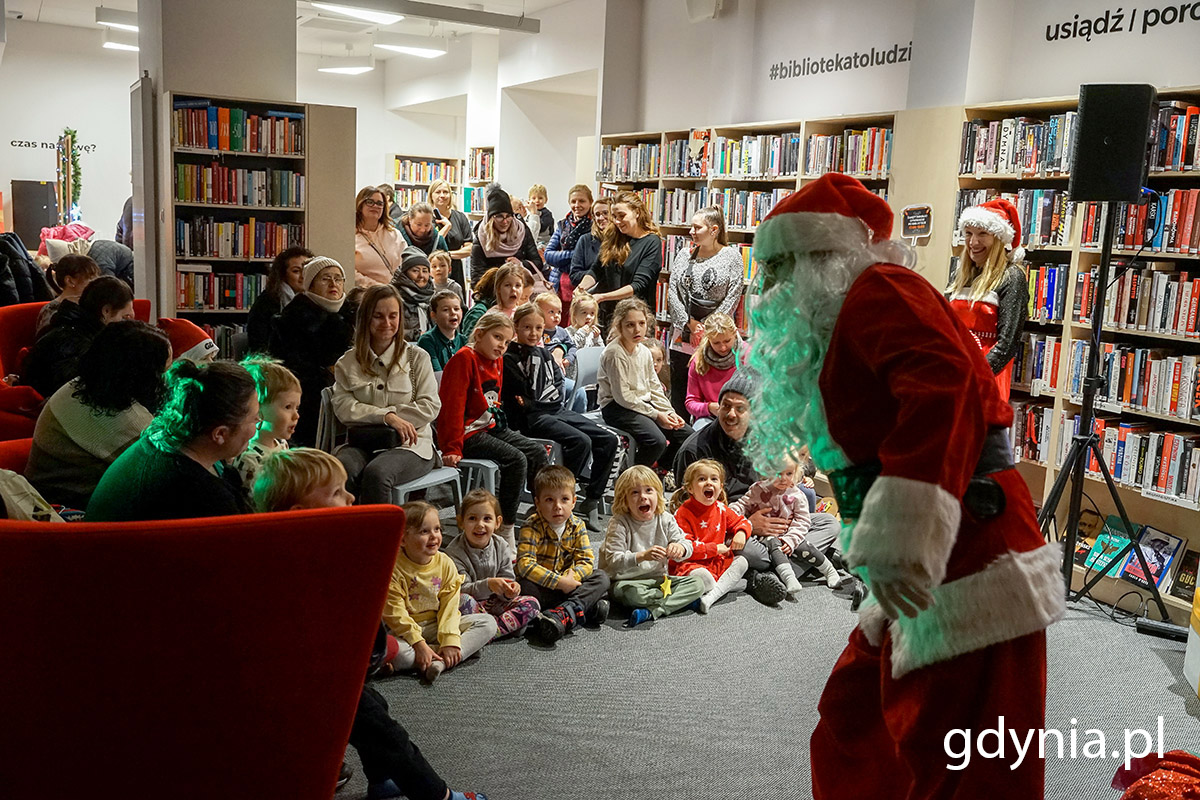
[957,199,1024,262]
[485,182,514,219]
[719,369,755,402]
[158,318,218,362]
[400,246,431,273]
[302,256,345,291]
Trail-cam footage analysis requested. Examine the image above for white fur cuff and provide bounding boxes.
[847,475,961,589]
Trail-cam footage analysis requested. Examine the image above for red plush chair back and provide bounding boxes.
[0,437,32,473]
[0,302,46,376]
[0,505,404,800]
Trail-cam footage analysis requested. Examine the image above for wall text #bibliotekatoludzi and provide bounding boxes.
[768,42,912,82]
[1046,3,1200,42]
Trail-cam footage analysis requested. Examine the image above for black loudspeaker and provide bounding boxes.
[1069,84,1156,202]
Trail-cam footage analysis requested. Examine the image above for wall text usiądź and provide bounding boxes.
[1045,3,1200,42]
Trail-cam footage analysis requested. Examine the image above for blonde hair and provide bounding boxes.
[533,464,576,499]
[950,235,1010,302]
[428,179,456,208]
[240,355,300,405]
[670,458,728,511]
[429,249,452,269]
[510,195,527,216]
[607,297,652,344]
[470,309,516,345]
[512,303,545,328]
[458,488,503,527]
[570,291,599,326]
[568,184,594,203]
[253,448,348,512]
[401,501,439,538]
[473,264,527,305]
[528,183,548,200]
[611,465,665,518]
[590,197,613,238]
[691,312,740,376]
[599,192,660,267]
[533,292,561,311]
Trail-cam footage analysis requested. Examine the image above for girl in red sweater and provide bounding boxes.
[669,458,752,613]
[437,310,548,549]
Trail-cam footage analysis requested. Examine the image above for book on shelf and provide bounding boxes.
[174,162,304,208]
[709,188,794,230]
[1025,262,1069,322]
[195,322,250,359]
[1072,261,1199,339]
[661,129,709,178]
[661,187,709,226]
[176,216,304,260]
[394,158,458,185]
[1081,514,1137,575]
[1169,549,1199,603]
[176,271,266,312]
[1149,100,1200,172]
[954,188,1075,248]
[468,148,494,182]
[1058,412,1200,504]
[171,97,303,155]
[1011,332,1060,393]
[709,131,801,178]
[462,186,485,214]
[1066,340,1200,422]
[1071,508,1107,566]
[805,126,891,178]
[1009,398,1053,463]
[958,112,1075,176]
[599,142,660,181]
[1120,524,1184,590]
[1079,191,1200,255]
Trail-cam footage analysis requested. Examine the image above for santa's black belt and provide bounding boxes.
[827,428,1014,521]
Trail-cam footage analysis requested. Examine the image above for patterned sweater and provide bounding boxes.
[730,479,812,552]
[383,550,465,648]
[437,345,502,458]
[670,497,752,579]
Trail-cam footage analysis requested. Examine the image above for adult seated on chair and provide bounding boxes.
[26,321,170,509]
[86,360,257,521]
[19,275,135,400]
[246,246,313,354]
[332,285,441,505]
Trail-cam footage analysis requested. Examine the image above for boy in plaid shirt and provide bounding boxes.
[516,465,612,644]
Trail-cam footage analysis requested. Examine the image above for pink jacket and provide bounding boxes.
[684,341,750,419]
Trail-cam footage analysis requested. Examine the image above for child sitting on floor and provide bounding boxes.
[252,449,488,800]
[516,465,612,644]
[429,249,464,301]
[443,489,541,638]
[417,289,465,372]
[233,356,301,493]
[383,500,498,682]
[669,458,754,613]
[567,290,603,350]
[599,465,705,627]
[732,456,843,590]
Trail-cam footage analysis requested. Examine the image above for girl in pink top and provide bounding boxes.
[684,312,749,422]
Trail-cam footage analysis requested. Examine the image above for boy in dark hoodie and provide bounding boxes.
[502,303,618,532]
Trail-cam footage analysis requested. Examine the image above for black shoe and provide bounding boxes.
[578,497,604,533]
[531,611,566,644]
[745,570,787,606]
[827,550,848,573]
[585,598,610,627]
[849,577,869,613]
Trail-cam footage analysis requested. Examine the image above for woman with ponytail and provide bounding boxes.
[86,360,258,521]
[36,254,101,335]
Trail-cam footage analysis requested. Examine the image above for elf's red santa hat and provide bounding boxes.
[957,199,1025,263]
[755,173,913,267]
[158,318,219,362]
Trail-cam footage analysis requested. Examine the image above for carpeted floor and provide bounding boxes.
[342,551,1200,800]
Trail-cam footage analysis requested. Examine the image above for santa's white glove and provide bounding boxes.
[866,562,935,620]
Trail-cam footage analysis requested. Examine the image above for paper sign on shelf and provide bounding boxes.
[900,204,932,246]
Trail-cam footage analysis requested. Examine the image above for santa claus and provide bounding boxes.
[746,173,1064,798]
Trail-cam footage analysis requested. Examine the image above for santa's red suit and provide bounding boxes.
[751,174,1065,799]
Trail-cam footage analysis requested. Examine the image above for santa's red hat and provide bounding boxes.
[755,173,912,266]
[957,199,1025,262]
[158,318,218,362]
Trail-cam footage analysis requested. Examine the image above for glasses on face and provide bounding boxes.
[492,213,513,222]
[317,275,345,286]
[364,199,385,208]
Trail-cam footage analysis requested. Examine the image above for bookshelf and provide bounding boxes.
[390,154,461,210]
[464,146,495,219]
[952,89,1200,624]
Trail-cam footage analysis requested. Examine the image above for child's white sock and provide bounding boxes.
[698,556,748,613]
[819,559,843,589]
[776,563,804,599]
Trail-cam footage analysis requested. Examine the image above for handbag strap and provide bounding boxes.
[405,346,419,404]
[367,239,393,271]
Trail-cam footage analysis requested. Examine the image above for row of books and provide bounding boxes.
[709,188,794,230]
[174,163,304,208]
[197,322,250,360]
[954,187,1076,248]
[1026,263,1070,322]
[176,270,266,312]
[1151,101,1199,172]
[1066,340,1200,421]
[462,186,486,214]
[803,127,892,179]
[1010,399,1054,464]
[958,112,1075,176]
[598,143,660,181]
[1077,515,1194,598]
[172,98,304,156]
[1073,262,1200,338]
[175,217,304,260]
[1078,191,1200,255]
[1012,333,1060,393]
[395,158,457,186]
[709,132,802,178]
[661,188,710,226]
[394,187,431,210]
[467,149,494,183]
[1061,413,1200,508]
[664,130,710,178]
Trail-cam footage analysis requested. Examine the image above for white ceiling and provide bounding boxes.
[6,0,568,57]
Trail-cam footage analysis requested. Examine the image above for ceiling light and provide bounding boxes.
[311,3,404,26]
[316,54,376,74]
[374,32,446,58]
[95,7,139,31]
[102,28,139,51]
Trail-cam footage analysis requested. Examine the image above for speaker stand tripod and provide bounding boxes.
[1035,200,1170,622]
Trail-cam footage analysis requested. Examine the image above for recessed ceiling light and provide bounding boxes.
[374,32,447,58]
[311,3,404,26]
[95,7,139,31]
[316,54,376,74]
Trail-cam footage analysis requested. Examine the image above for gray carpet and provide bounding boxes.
[342,570,1200,800]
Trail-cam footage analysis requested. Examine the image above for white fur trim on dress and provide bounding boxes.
[958,206,1015,247]
[847,476,961,590]
[756,212,917,269]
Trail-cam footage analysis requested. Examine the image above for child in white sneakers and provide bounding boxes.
[669,458,753,613]
[599,465,705,627]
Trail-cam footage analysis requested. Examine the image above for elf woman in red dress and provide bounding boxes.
[947,199,1030,401]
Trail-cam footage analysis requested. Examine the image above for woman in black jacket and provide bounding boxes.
[268,256,356,447]
[20,275,134,399]
[246,246,313,354]
[469,182,546,287]
[576,191,663,333]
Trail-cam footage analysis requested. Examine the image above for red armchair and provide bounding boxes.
[0,505,404,800]
[0,437,32,473]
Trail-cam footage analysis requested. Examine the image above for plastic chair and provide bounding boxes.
[574,346,604,410]
[458,458,499,495]
[315,386,345,454]
[533,437,564,466]
[391,465,463,507]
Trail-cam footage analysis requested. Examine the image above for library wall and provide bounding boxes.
[496,0,604,91]
[496,88,597,211]
[0,20,138,240]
